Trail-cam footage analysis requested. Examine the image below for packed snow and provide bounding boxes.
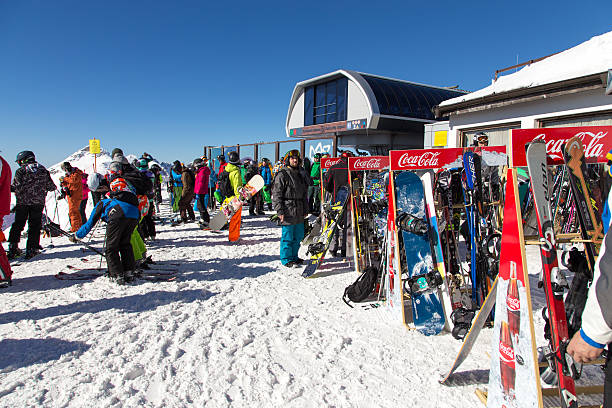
[440,30,612,106]
[0,152,605,407]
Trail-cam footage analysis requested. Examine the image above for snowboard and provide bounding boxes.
[302,186,349,278]
[527,140,578,407]
[394,171,445,336]
[209,175,265,231]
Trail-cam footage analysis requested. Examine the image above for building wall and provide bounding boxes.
[446,87,612,147]
[347,79,371,123]
[287,89,305,130]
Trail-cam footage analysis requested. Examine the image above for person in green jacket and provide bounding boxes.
[224,151,244,241]
[308,153,322,215]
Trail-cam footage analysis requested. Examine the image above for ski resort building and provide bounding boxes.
[285,70,467,155]
[434,31,612,148]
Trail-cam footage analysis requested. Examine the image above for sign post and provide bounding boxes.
[89,138,101,172]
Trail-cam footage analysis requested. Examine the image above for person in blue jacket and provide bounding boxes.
[259,158,273,211]
[170,161,183,213]
[72,173,140,285]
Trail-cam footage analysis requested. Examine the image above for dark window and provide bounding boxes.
[303,78,348,126]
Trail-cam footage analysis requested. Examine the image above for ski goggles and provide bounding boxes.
[286,149,300,159]
[475,134,489,144]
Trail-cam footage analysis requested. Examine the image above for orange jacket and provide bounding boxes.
[61,168,83,203]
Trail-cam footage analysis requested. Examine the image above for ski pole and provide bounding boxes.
[43,200,54,248]
[99,226,107,271]
[48,223,105,256]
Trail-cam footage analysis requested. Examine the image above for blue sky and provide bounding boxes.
[1,0,610,172]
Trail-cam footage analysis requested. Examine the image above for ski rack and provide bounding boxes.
[347,156,390,275]
[477,127,611,408]
[387,146,508,331]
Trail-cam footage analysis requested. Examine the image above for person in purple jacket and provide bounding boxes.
[193,158,211,227]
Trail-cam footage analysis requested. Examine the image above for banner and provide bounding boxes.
[347,156,389,171]
[389,146,507,171]
[511,126,612,166]
[320,157,342,170]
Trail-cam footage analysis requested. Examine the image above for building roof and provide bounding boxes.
[436,31,612,115]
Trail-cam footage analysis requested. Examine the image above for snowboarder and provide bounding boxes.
[72,175,140,285]
[0,154,13,286]
[8,151,57,260]
[60,162,84,232]
[224,151,243,241]
[193,158,211,226]
[324,151,351,258]
[272,150,309,267]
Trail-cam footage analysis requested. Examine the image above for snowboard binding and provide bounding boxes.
[396,212,428,236]
[404,271,443,295]
[307,242,325,256]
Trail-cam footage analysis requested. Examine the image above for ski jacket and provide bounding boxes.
[245,164,259,183]
[81,173,90,200]
[310,162,321,186]
[11,162,56,206]
[218,162,227,176]
[272,165,309,225]
[61,168,84,200]
[224,163,243,198]
[181,168,195,197]
[0,156,12,217]
[75,197,139,239]
[259,164,272,186]
[194,166,211,195]
[240,166,247,184]
[171,169,183,187]
[324,157,349,201]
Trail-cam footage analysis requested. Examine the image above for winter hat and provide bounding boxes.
[227,151,240,165]
[111,148,124,158]
[193,158,204,168]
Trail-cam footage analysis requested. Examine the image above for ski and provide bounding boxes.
[462,151,480,307]
[527,140,578,408]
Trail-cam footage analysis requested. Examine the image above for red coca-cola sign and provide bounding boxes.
[389,146,506,171]
[320,157,342,169]
[348,156,389,171]
[511,126,612,166]
[499,341,515,364]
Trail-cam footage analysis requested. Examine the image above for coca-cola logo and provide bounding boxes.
[354,158,382,170]
[533,131,607,161]
[323,158,341,168]
[397,152,440,168]
[499,342,515,363]
[507,296,520,312]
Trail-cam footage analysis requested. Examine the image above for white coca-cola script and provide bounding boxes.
[499,342,515,363]
[353,158,382,170]
[533,131,607,161]
[397,152,440,168]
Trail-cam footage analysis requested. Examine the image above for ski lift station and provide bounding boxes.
[285,70,467,155]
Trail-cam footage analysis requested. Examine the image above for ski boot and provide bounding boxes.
[7,244,23,260]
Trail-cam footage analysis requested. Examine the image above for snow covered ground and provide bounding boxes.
[0,194,605,407]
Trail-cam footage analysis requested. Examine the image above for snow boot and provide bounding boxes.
[7,244,23,260]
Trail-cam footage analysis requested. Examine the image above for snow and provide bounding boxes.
[0,151,605,407]
[440,30,612,107]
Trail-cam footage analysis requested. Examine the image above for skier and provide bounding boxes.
[259,158,273,211]
[0,154,13,286]
[80,171,90,224]
[324,151,351,258]
[178,162,196,223]
[136,159,156,240]
[59,162,84,232]
[193,158,211,227]
[149,162,164,216]
[246,160,264,215]
[308,153,322,215]
[208,160,217,211]
[170,161,183,213]
[8,151,57,260]
[72,175,140,285]
[224,151,243,241]
[272,150,309,267]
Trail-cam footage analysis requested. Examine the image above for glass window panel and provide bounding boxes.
[315,84,326,108]
[315,107,326,124]
[304,87,314,126]
[541,114,612,127]
[326,81,337,106]
[258,144,276,164]
[210,147,223,173]
[337,78,347,121]
[305,139,333,161]
[462,125,519,147]
[240,145,255,162]
[326,112,337,123]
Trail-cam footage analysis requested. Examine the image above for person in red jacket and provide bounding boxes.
[193,158,211,227]
[0,155,13,286]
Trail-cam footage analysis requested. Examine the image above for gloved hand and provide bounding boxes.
[68,234,78,243]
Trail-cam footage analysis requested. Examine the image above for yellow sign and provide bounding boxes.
[433,131,448,147]
[89,139,101,154]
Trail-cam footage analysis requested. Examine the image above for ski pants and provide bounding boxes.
[9,204,43,252]
[172,186,182,212]
[105,217,138,279]
[330,210,347,257]
[131,227,147,262]
[79,197,88,224]
[280,222,304,265]
[179,192,195,222]
[307,185,321,214]
[67,195,82,232]
[249,192,263,214]
[138,205,156,239]
[195,194,210,223]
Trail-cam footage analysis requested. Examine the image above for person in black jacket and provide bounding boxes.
[324,152,351,258]
[272,150,309,267]
[246,160,264,215]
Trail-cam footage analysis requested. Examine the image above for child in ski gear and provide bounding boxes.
[80,172,89,224]
[179,163,196,223]
[76,172,140,285]
[272,150,309,267]
[0,155,13,285]
[60,162,84,232]
[8,151,57,260]
[193,158,211,225]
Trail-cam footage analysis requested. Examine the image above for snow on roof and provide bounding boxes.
[439,30,612,107]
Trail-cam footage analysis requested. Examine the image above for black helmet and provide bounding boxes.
[61,162,73,172]
[217,154,226,162]
[193,158,204,167]
[474,132,488,145]
[313,153,322,159]
[16,150,35,165]
[227,151,240,165]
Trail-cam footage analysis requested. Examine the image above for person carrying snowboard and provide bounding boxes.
[60,162,84,232]
[272,150,309,267]
[224,151,243,241]
[8,151,57,260]
[0,154,13,286]
[72,172,140,285]
[324,151,351,258]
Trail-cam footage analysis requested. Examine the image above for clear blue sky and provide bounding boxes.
[1,0,610,172]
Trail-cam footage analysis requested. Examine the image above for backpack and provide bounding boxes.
[342,266,379,307]
[217,170,233,198]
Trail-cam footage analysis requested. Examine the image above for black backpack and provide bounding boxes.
[217,170,233,198]
[342,266,379,307]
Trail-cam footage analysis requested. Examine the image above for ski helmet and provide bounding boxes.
[283,149,301,166]
[314,153,322,159]
[227,151,240,165]
[193,158,204,168]
[137,158,148,170]
[474,132,488,145]
[15,150,35,165]
[110,177,134,194]
[217,154,226,163]
[109,161,123,175]
[61,162,73,172]
[340,151,353,158]
[87,173,101,191]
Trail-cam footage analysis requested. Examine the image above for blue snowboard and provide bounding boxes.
[394,171,445,336]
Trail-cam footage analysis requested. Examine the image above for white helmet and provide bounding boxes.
[87,173,102,191]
